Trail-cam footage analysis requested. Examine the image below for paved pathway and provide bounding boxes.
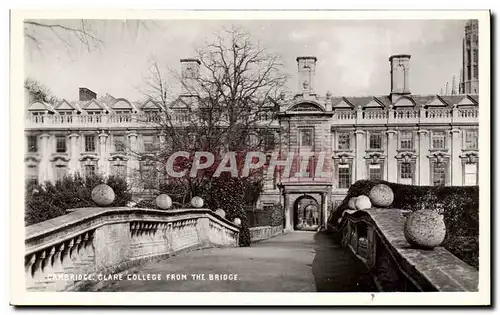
[93,231,374,292]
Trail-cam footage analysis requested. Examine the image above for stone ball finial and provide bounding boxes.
[368,184,394,208]
[404,209,446,249]
[91,184,115,207]
[326,91,332,99]
[215,209,226,218]
[348,197,357,210]
[355,195,371,210]
[155,194,172,210]
[233,217,242,226]
[191,196,204,208]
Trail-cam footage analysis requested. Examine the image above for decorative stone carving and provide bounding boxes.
[155,194,172,210]
[404,209,446,249]
[355,195,371,210]
[91,184,115,206]
[191,196,204,208]
[369,184,394,208]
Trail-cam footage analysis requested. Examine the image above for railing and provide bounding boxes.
[330,108,478,125]
[25,207,240,292]
[338,208,478,292]
[249,226,283,242]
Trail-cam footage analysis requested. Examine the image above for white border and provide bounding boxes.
[9,9,491,306]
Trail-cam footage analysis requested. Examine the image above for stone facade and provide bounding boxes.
[25,35,479,232]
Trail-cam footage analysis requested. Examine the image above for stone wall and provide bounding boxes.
[249,226,283,242]
[338,208,478,292]
[25,207,240,292]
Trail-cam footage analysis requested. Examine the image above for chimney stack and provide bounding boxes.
[297,56,317,95]
[79,87,97,102]
[389,54,411,101]
[180,58,201,95]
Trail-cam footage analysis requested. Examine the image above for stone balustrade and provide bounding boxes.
[338,208,478,292]
[249,225,283,242]
[25,207,240,292]
[331,108,478,125]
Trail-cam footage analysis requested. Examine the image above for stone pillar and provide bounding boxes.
[69,133,80,174]
[284,193,292,231]
[98,133,109,176]
[451,129,462,186]
[39,133,51,183]
[418,129,429,185]
[386,130,397,183]
[321,192,328,230]
[355,130,365,180]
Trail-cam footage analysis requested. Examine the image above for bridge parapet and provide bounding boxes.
[24,207,239,292]
[338,208,478,292]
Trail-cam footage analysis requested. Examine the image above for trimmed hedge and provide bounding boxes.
[330,180,479,269]
[25,174,132,226]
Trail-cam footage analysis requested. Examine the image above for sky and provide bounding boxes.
[25,19,468,102]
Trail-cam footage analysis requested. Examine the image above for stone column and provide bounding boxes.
[284,193,292,231]
[386,130,397,183]
[98,133,109,176]
[39,133,51,183]
[355,130,365,180]
[451,129,462,185]
[69,133,80,174]
[418,129,429,185]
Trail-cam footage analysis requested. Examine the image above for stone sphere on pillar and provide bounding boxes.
[91,184,115,207]
[355,195,371,210]
[233,217,242,226]
[191,196,204,208]
[215,209,226,218]
[155,194,172,210]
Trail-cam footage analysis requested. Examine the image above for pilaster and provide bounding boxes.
[355,130,365,180]
[450,128,462,185]
[418,129,429,185]
[69,133,80,174]
[98,133,109,176]
[39,133,51,183]
[386,130,397,182]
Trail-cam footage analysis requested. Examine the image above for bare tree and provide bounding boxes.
[133,28,288,203]
[24,77,60,104]
[24,19,153,54]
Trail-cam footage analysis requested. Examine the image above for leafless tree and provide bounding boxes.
[24,19,152,54]
[132,28,288,201]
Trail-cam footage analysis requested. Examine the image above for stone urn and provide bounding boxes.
[233,217,242,226]
[347,197,357,210]
[404,209,446,249]
[369,184,394,207]
[91,184,115,206]
[215,209,226,218]
[355,195,372,210]
[191,196,204,208]
[155,194,172,210]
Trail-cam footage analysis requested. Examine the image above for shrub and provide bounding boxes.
[269,203,285,227]
[330,180,479,269]
[25,173,132,226]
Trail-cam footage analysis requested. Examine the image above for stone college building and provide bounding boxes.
[24,21,479,231]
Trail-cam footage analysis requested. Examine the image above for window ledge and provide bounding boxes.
[462,148,478,152]
[429,148,448,152]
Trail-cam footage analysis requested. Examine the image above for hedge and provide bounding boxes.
[330,180,479,269]
[25,174,132,226]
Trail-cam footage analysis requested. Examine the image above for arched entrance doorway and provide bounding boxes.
[294,195,320,231]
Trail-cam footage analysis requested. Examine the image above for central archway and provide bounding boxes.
[294,195,320,231]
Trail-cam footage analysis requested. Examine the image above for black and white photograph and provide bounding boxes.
[10,10,490,306]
